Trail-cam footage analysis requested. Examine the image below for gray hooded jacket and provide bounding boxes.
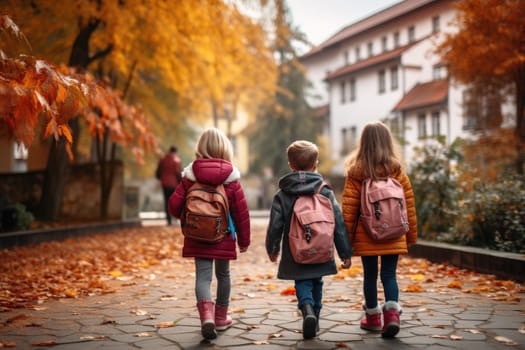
[266,171,352,280]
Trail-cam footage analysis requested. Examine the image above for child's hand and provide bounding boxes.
[239,246,248,253]
[269,254,278,262]
[340,258,351,269]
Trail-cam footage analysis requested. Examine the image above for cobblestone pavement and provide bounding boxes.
[1,218,524,349]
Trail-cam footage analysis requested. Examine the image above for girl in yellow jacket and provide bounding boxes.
[341,121,417,338]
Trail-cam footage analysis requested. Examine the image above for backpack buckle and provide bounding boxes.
[305,224,311,243]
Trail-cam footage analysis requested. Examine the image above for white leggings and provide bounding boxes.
[195,258,231,306]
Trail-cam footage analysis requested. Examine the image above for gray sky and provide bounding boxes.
[287,0,401,47]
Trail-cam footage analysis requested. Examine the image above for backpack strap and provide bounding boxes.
[316,180,331,194]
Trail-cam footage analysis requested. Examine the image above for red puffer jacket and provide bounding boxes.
[168,158,251,260]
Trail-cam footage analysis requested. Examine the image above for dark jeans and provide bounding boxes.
[361,254,399,308]
[162,186,175,225]
[294,278,323,311]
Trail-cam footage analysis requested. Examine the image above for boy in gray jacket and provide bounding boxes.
[266,140,352,339]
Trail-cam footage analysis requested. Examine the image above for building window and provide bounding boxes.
[340,128,348,155]
[390,66,398,90]
[355,46,361,61]
[367,42,373,57]
[408,26,415,43]
[349,78,356,101]
[388,115,402,136]
[340,81,346,103]
[393,31,400,48]
[433,66,443,80]
[432,16,440,33]
[431,111,441,136]
[418,113,427,138]
[381,36,388,52]
[378,70,386,94]
[344,50,349,65]
[340,126,357,155]
[462,86,503,130]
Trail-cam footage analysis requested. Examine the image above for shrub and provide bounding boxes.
[453,175,525,253]
[409,137,463,241]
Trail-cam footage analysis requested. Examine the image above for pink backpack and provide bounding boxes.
[360,177,409,241]
[289,182,335,264]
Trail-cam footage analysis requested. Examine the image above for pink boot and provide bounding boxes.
[197,300,216,339]
[360,305,382,332]
[215,304,233,331]
[382,301,401,338]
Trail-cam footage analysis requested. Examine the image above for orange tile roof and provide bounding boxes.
[393,78,448,112]
[324,40,420,81]
[301,0,439,59]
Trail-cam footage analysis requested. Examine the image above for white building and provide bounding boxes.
[300,0,474,173]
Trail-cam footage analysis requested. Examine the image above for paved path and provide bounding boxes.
[1,218,524,349]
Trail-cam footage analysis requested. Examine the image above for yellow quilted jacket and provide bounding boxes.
[341,163,418,256]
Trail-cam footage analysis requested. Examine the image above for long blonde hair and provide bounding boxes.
[195,127,233,161]
[344,121,404,179]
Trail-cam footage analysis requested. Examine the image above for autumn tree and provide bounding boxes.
[250,0,317,178]
[0,15,158,220]
[2,0,276,220]
[436,0,525,174]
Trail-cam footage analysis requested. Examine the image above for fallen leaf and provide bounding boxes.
[450,334,463,340]
[431,335,448,339]
[109,270,123,277]
[465,329,483,334]
[156,321,175,328]
[31,339,57,346]
[64,289,77,298]
[231,307,245,313]
[5,313,28,324]
[269,333,282,338]
[0,341,17,347]
[404,284,425,292]
[494,336,517,345]
[447,280,462,289]
[280,286,296,296]
[253,340,269,345]
[134,332,153,337]
[410,274,425,281]
[130,308,148,316]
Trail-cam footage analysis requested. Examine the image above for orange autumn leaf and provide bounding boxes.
[64,289,77,298]
[447,280,463,289]
[280,286,296,296]
[156,321,175,328]
[404,284,425,293]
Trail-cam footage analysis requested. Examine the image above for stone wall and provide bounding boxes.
[0,162,123,222]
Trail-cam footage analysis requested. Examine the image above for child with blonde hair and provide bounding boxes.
[168,127,250,340]
[341,121,417,338]
[266,140,352,339]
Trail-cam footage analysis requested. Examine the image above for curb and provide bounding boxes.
[0,219,142,249]
[409,240,525,282]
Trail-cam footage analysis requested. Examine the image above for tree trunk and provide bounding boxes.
[38,18,112,221]
[515,70,525,174]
